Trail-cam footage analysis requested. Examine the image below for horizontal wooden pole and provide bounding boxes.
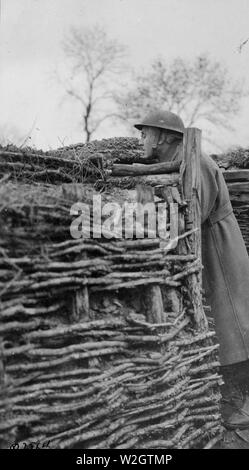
[227,182,249,192]
[106,173,180,188]
[229,194,249,203]
[111,161,180,176]
[223,170,249,182]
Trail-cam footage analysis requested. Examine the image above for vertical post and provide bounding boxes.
[0,339,8,449]
[182,128,201,257]
[136,184,165,323]
[182,128,207,329]
[71,251,89,322]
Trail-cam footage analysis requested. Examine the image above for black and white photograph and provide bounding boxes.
[1,0,249,456]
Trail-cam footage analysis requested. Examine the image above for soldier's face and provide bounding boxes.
[140,127,160,158]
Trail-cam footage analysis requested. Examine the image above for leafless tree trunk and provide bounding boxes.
[61,25,127,143]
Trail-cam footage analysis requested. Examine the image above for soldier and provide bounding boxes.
[134,110,249,429]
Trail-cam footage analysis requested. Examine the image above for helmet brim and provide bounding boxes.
[134,122,184,136]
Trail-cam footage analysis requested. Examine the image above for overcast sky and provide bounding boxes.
[1,0,249,151]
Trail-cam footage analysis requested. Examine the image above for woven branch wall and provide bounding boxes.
[0,134,222,449]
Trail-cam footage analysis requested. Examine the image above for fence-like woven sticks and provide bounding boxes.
[0,171,222,449]
[1,312,221,449]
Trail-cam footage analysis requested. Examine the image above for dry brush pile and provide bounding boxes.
[0,138,222,449]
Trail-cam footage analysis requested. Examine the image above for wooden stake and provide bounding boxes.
[182,128,207,329]
[136,184,164,323]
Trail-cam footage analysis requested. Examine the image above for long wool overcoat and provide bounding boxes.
[200,154,249,366]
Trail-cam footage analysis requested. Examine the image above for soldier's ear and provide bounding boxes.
[158,131,167,145]
[166,134,177,144]
[158,132,175,145]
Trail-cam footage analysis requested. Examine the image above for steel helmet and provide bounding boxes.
[134,110,185,135]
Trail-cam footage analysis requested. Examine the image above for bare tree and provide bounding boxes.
[62,25,127,142]
[116,55,247,134]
